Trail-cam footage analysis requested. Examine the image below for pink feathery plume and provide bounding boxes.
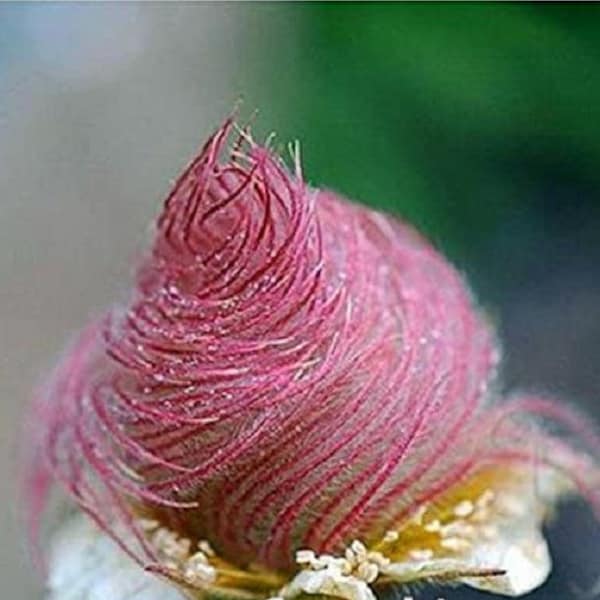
[25,118,600,577]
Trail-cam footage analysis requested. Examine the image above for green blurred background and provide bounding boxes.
[0,4,598,599]
[249,4,600,294]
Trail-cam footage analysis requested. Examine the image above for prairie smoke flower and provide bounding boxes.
[25,119,600,600]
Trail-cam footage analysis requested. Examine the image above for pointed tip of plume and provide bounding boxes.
[25,118,600,591]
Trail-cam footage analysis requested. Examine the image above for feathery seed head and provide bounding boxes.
[25,118,600,600]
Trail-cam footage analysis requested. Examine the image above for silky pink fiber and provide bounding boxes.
[25,119,600,578]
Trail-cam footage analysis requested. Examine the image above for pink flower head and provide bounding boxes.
[26,119,600,599]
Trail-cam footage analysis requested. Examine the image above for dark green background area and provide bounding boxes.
[248,3,600,300]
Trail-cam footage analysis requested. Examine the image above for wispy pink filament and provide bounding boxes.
[25,119,600,573]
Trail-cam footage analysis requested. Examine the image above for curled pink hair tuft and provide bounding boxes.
[24,119,600,573]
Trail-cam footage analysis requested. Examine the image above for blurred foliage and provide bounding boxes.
[250,3,600,296]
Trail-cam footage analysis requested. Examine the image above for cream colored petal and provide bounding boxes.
[381,467,571,597]
[380,528,550,596]
[457,467,566,596]
[459,516,551,595]
[47,514,186,600]
[284,568,376,600]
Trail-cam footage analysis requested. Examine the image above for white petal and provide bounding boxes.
[458,500,552,596]
[382,467,570,597]
[47,514,186,600]
[463,537,550,596]
[285,569,376,600]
